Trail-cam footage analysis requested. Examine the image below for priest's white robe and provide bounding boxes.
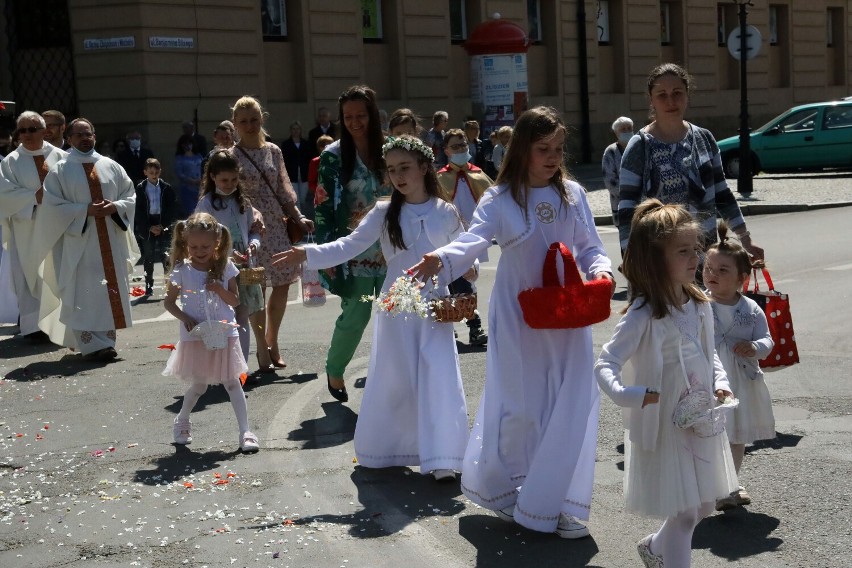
[0,143,67,335]
[304,198,470,473]
[38,150,138,353]
[433,181,612,533]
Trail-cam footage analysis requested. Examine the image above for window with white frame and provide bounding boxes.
[597,1,610,44]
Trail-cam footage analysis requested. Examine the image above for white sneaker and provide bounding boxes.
[173,418,192,445]
[431,469,456,482]
[494,505,515,522]
[555,513,590,539]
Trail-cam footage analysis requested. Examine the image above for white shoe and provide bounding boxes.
[173,417,192,445]
[239,431,260,453]
[555,513,590,539]
[494,505,515,522]
[431,469,456,482]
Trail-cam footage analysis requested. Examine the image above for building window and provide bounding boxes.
[362,0,383,42]
[660,2,671,45]
[826,9,834,47]
[769,5,778,45]
[261,0,287,40]
[717,4,725,45]
[450,0,467,42]
[597,1,610,44]
[528,0,542,43]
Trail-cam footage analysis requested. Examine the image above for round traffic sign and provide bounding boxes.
[728,25,762,61]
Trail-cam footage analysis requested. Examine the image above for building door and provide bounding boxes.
[4,0,78,117]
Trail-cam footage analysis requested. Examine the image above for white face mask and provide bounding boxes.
[617,132,633,145]
[215,187,235,196]
[449,151,471,166]
[128,139,141,151]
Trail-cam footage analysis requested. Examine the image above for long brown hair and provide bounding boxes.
[495,106,572,211]
[623,199,706,318]
[199,150,252,214]
[168,212,233,281]
[338,85,385,185]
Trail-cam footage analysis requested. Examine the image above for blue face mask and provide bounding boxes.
[449,151,471,166]
[617,132,634,145]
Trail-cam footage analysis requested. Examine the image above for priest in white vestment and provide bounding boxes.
[0,111,68,341]
[37,118,138,359]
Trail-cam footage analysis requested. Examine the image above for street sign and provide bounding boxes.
[728,25,762,60]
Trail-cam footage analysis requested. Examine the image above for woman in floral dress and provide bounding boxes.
[230,96,313,371]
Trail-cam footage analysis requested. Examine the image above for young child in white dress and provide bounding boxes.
[595,200,738,567]
[409,107,614,539]
[195,151,270,373]
[702,223,774,511]
[163,212,259,453]
[273,135,470,481]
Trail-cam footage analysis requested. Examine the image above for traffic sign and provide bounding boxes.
[728,25,762,61]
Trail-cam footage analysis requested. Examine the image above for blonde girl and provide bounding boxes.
[595,199,738,567]
[703,223,774,511]
[273,135,469,481]
[163,212,259,452]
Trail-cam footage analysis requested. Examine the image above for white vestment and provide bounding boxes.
[37,149,138,352]
[434,181,612,532]
[0,226,17,324]
[305,198,470,472]
[0,143,67,334]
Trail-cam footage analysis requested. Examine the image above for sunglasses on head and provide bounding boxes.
[19,126,44,134]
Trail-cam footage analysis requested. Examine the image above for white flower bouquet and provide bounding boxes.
[362,271,433,319]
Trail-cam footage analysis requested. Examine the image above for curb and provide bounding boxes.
[593,200,852,226]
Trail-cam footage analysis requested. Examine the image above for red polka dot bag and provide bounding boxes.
[743,267,799,370]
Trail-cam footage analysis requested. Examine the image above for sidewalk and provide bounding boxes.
[569,162,852,225]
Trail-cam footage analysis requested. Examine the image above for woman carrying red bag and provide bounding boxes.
[409,107,614,539]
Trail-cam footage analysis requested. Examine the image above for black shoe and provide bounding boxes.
[327,377,348,402]
[84,347,117,361]
[469,328,488,346]
[24,330,51,344]
[144,285,153,296]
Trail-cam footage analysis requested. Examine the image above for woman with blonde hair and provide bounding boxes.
[229,96,313,372]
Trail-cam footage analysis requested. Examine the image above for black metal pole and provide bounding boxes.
[577,0,592,163]
[737,1,753,196]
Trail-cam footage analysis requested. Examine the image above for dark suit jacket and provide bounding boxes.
[118,147,156,186]
[134,179,177,241]
[307,124,338,158]
[281,137,313,183]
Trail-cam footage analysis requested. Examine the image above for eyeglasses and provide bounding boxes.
[19,126,44,134]
[448,142,469,151]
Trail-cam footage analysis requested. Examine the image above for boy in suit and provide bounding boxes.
[134,158,177,296]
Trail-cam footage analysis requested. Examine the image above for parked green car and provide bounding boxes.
[717,100,852,178]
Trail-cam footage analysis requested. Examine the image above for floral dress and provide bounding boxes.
[230,144,299,287]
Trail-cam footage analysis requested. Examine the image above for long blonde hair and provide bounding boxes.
[623,199,706,318]
[168,212,233,281]
[231,95,270,142]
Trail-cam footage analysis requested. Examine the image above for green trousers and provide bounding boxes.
[326,275,384,378]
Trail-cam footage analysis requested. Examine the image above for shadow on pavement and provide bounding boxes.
[459,515,602,567]
[746,431,803,453]
[133,445,239,485]
[3,354,116,380]
[287,401,357,449]
[694,508,782,560]
[0,335,65,361]
[165,373,320,414]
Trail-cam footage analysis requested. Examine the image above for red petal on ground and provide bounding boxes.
[157,344,176,351]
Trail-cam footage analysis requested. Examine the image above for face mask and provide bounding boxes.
[617,132,633,145]
[128,139,141,151]
[215,187,235,196]
[450,151,471,166]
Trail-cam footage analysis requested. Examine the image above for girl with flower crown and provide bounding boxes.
[273,135,472,482]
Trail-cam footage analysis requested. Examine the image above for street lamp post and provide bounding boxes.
[735,0,754,196]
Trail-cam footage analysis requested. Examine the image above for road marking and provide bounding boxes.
[826,263,852,271]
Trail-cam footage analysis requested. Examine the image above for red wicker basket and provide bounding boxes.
[432,293,477,323]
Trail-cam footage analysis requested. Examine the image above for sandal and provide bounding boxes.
[240,431,260,453]
[173,417,192,445]
[267,347,287,368]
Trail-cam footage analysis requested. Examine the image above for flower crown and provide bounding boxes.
[381,136,434,162]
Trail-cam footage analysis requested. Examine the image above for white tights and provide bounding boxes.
[177,381,250,434]
[650,502,714,568]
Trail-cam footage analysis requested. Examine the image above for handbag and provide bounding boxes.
[517,242,612,329]
[300,235,326,307]
[235,145,304,244]
[188,291,233,350]
[743,267,799,370]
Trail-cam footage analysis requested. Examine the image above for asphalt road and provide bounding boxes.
[1,206,850,568]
